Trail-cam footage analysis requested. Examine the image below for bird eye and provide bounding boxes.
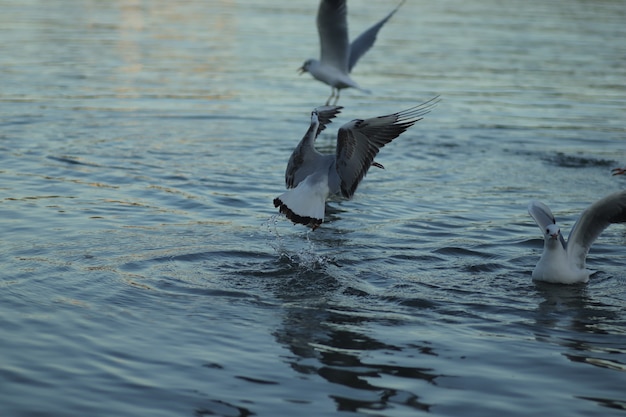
[546,228,549,234]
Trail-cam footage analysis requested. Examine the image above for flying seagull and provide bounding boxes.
[274,96,439,230]
[298,0,407,105]
[528,190,626,284]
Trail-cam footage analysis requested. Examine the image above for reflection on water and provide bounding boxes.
[532,282,626,412]
[276,303,437,413]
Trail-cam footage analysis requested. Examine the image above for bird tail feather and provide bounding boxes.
[273,175,329,230]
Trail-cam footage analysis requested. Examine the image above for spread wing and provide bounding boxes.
[335,97,438,198]
[528,200,566,250]
[317,0,349,72]
[348,0,405,72]
[285,106,343,188]
[315,105,343,136]
[566,190,626,269]
[528,200,557,232]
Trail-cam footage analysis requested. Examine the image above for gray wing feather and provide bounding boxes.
[335,97,438,198]
[315,105,343,136]
[566,190,626,268]
[317,0,349,71]
[286,106,343,188]
[348,0,405,72]
[528,200,557,232]
[528,200,566,249]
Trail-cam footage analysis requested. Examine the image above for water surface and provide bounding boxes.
[1,0,625,416]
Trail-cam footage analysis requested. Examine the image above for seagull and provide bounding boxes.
[528,190,626,284]
[298,0,406,105]
[612,167,625,176]
[273,96,439,230]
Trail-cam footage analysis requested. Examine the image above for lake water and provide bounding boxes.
[1,0,625,416]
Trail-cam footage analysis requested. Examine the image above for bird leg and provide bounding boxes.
[325,88,337,106]
[333,88,341,105]
[612,167,625,176]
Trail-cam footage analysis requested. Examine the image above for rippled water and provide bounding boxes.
[1,0,625,416]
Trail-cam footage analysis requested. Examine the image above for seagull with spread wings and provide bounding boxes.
[274,96,438,230]
[528,190,626,283]
[299,0,406,105]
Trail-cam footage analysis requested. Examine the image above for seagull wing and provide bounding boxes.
[348,0,405,72]
[317,0,350,72]
[528,200,557,231]
[315,105,343,136]
[528,200,566,249]
[335,97,437,198]
[286,106,342,189]
[566,190,626,269]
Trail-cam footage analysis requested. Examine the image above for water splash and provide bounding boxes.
[263,215,332,271]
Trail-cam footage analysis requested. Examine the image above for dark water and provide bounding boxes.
[1,0,625,416]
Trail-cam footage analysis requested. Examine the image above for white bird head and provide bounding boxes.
[528,200,566,251]
[544,223,561,242]
[298,59,314,74]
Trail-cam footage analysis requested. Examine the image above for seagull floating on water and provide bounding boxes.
[528,190,626,284]
[274,96,439,230]
[299,0,406,105]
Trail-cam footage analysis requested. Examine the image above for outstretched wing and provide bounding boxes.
[348,0,405,72]
[566,190,626,269]
[528,200,557,232]
[528,200,566,250]
[335,96,438,198]
[315,105,343,136]
[317,0,349,72]
[286,106,342,188]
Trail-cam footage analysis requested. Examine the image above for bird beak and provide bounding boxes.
[550,233,559,240]
[297,66,305,75]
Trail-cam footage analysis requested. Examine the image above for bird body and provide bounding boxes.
[528,190,626,283]
[531,222,590,284]
[300,59,362,92]
[274,97,438,230]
